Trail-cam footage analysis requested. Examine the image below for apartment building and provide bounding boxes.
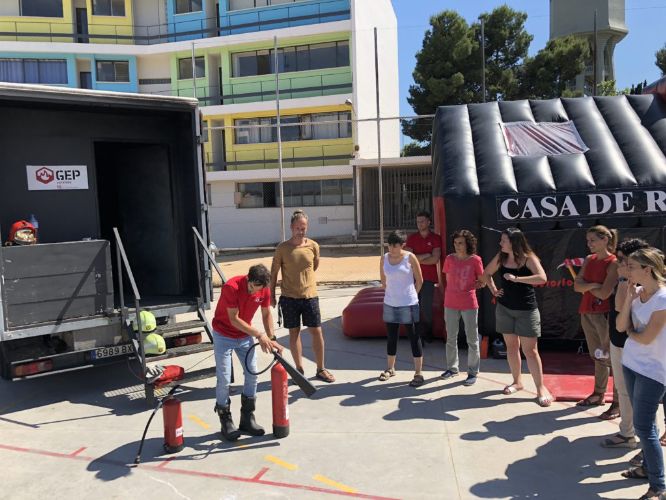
[0,0,400,246]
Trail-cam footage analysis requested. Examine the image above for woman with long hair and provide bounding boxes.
[617,248,666,500]
[378,230,425,387]
[482,227,552,407]
[574,225,618,408]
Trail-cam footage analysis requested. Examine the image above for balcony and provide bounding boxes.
[0,0,350,45]
[205,142,354,171]
[149,70,352,106]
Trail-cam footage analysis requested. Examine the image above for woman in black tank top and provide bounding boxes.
[481,227,553,407]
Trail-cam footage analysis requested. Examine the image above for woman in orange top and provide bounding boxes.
[574,225,619,408]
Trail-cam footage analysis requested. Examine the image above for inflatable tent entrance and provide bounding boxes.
[431,77,666,343]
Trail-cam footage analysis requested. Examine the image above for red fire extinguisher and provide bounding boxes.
[133,386,183,465]
[162,394,184,453]
[271,362,289,438]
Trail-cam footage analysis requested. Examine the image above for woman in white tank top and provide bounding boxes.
[378,230,424,387]
[617,247,666,499]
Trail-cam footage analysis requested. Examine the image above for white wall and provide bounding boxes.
[351,0,400,159]
[0,1,19,16]
[208,180,355,247]
[133,0,164,28]
[137,54,172,95]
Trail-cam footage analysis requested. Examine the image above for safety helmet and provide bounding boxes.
[132,310,157,333]
[143,333,166,356]
[7,220,36,246]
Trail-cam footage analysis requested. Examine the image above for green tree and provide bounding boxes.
[518,36,590,99]
[471,6,533,101]
[403,6,533,144]
[657,44,666,75]
[402,10,476,143]
[401,142,430,157]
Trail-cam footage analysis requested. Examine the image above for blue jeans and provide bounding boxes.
[213,332,258,406]
[624,366,666,492]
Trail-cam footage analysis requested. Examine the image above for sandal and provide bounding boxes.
[537,395,553,407]
[599,402,620,420]
[378,369,395,381]
[502,384,523,395]
[601,434,638,449]
[621,465,648,480]
[639,488,666,500]
[576,393,605,407]
[630,451,644,467]
[315,368,335,383]
[409,374,425,387]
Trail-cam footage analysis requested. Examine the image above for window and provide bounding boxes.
[231,41,350,77]
[234,112,350,144]
[178,57,205,80]
[176,0,203,14]
[96,60,130,82]
[20,0,63,17]
[0,59,67,84]
[228,0,307,11]
[92,0,125,16]
[500,121,589,157]
[237,180,353,208]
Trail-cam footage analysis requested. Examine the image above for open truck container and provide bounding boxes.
[0,83,219,398]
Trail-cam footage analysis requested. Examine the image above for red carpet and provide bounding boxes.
[541,351,614,402]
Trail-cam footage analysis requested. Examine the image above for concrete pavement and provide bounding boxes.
[0,285,654,499]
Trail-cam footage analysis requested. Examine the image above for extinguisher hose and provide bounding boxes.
[244,342,277,376]
[133,385,179,466]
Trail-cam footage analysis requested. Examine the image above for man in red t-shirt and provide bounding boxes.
[405,211,442,343]
[212,264,282,441]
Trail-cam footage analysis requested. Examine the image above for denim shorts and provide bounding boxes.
[383,303,420,324]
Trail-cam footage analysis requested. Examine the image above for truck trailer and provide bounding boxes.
[0,83,219,400]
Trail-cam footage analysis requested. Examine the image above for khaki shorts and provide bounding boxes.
[495,303,541,338]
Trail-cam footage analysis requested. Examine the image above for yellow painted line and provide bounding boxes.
[264,455,298,471]
[312,474,357,493]
[187,415,210,430]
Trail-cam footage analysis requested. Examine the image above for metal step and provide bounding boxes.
[144,342,213,362]
[156,319,207,337]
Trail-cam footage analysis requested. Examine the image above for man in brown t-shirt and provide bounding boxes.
[270,210,335,383]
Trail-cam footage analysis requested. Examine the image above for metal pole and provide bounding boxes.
[374,27,384,254]
[191,42,197,99]
[592,10,598,96]
[481,18,486,102]
[274,35,286,242]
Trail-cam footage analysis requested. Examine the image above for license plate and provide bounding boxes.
[91,344,133,360]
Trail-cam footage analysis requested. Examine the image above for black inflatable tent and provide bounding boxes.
[431,78,666,342]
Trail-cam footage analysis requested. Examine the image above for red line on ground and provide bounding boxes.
[251,467,269,481]
[0,443,399,500]
[69,447,87,456]
[157,457,174,469]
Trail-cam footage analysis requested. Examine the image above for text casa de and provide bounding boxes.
[497,190,666,222]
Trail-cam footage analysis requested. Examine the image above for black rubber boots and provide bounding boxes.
[239,394,265,436]
[214,401,240,441]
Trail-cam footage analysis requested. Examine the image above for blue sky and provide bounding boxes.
[391,0,666,118]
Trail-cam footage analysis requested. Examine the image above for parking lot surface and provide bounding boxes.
[0,285,653,499]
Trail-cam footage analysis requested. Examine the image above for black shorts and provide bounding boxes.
[279,296,321,329]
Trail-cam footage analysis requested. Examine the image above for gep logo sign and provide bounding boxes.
[27,165,89,191]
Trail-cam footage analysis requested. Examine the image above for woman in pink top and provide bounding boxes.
[441,230,484,386]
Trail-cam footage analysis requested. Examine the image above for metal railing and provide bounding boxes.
[0,0,349,45]
[192,227,226,304]
[145,73,352,106]
[112,228,147,391]
[206,143,353,171]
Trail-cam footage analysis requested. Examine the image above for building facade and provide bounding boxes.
[550,0,628,94]
[0,0,400,247]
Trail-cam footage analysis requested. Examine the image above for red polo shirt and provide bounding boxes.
[212,275,270,339]
[406,231,442,282]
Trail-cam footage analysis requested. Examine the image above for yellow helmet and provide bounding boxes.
[132,310,157,333]
[143,333,166,355]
